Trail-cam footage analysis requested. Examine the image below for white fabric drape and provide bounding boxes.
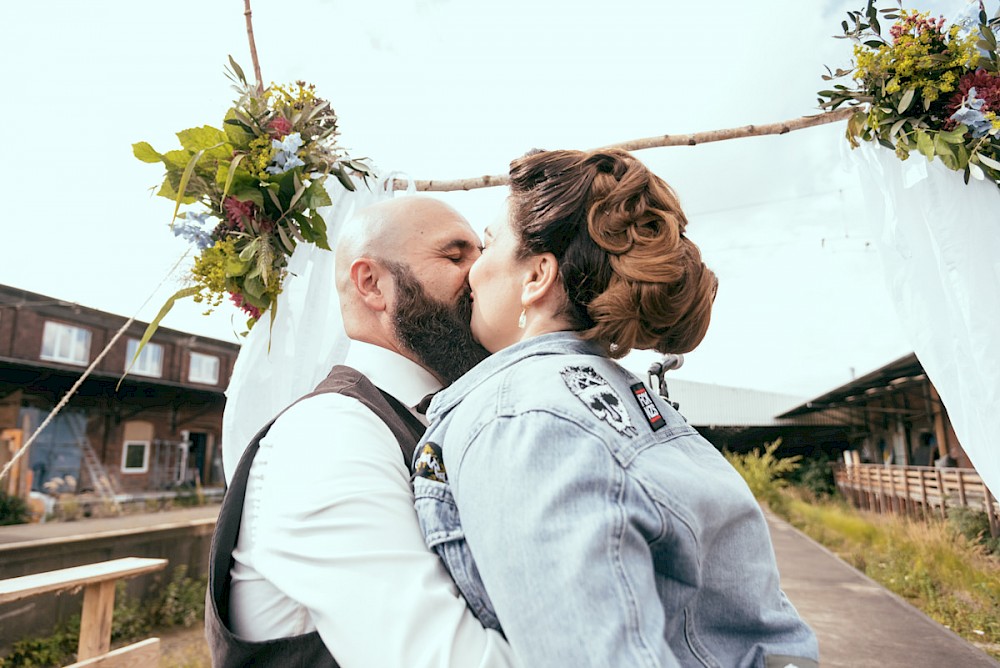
[854,143,1000,497]
[221,174,413,482]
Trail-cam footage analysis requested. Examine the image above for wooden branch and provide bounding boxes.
[393,107,857,192]
[244,0,263,91]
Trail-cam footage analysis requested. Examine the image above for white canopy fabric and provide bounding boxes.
[855,143,1000,497]
[221,174,410,482]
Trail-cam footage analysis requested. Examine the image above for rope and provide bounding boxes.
[0,250,192,486]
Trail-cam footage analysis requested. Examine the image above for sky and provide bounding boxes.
[0,0,975,399]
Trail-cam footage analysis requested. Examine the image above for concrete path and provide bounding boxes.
[768,511,999,667]
[1,505,996,666]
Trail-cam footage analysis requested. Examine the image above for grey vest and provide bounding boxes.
[206,365,427,667]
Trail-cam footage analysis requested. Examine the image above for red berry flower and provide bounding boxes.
[223,196,255,231]
[230,292,262,320]
[267,116,293,139]
[948,69,1000,116]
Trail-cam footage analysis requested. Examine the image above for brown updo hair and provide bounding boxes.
[508,148,717,359]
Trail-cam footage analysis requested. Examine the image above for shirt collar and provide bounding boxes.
[427,331,604,420]
[345,340,442,412]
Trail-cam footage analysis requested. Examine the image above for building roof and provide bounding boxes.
[0,283,240,350]
[778,353,923,418]
[661,378,841,428]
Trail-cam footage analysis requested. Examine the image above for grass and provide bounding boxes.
[723,444,1000,659]
[777,491,1000,659]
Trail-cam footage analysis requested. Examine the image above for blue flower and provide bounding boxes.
[950,87,993,138]
[174,211,214,249]
[266,132,306,174]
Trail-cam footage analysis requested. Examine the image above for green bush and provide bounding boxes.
[724,438,801,513]
[790,456,838,499]
[947,507,1000,555]
[0,492,29,526]
[152,565,206,628]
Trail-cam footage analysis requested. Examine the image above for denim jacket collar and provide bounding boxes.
[428,331,605,420]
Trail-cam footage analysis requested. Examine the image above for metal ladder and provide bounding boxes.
[79,439,120,510]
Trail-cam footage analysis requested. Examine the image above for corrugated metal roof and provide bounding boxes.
[656,378,841,428]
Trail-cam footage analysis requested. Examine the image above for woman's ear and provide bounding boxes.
[350,258,388,312]
[520,252,561,309]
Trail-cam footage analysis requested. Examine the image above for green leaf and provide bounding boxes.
[291,213,316,242]
[889,117,908,139]
[916,130,934,160]
[333,165,355,191]
[222,153,247,199]
[303,180,333,210]
[897,88,916,114]
[276,224,296,255]
[310,211,330,250]
[940,125,968,144]
[132,141,161,163]
[228,55,247,85]
[265,186,283,214]
[223,109,255,146]
[229,185,265,209]
[177,126,228,153]
[162,149,193,172]
[118,286,200,390]
[170,149,207,226]
[976,153,1000,171]
[934,135,958,169]
[285,218,307,243]
[244,275,266,299]
[225,256,250,276]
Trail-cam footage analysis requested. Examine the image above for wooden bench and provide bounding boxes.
[0,557,168,667]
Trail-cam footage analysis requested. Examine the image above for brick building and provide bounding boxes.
[0,284,239,496]
[778,353,971,468]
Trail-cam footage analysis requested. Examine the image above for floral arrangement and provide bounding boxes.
[819,1,1000,185]
[133,58,373,339]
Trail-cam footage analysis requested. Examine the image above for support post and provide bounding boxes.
[78,580,116,660]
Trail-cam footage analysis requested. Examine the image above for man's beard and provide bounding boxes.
[387,263,489,385]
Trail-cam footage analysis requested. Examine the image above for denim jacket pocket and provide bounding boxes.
[413,477,503,633]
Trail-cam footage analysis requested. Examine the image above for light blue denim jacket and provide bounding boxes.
[413,332,819,668]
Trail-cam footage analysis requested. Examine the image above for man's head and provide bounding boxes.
[335,196,488,383]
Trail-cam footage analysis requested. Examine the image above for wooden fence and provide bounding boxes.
[835,463,999,537]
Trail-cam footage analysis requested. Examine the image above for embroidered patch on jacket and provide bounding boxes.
[630,382,666,432]
[560,366,638,437]
[414,442,447,483]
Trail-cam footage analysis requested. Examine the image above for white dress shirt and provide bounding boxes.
[228,341,518,667]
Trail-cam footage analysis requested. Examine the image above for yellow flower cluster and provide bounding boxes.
[246,135,275,179]
[270,81,317,112]
[853,13,979,104]
[190,238,240,313]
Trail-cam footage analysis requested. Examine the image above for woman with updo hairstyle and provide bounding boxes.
[413,149,819,668]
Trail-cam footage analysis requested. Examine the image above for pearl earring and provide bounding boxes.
[517,309,526,329]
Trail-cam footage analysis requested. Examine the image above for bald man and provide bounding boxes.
[206,197,518,667]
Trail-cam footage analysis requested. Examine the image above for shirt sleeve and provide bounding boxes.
[249,394,520,668]
[449,413,678,668]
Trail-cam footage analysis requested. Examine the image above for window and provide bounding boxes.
[189,352,220,384]
[40,321,92,366]
[125,339,163,377]
[121,440,150,474]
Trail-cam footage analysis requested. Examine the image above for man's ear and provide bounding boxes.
[349,258,389,312]
[521,252,561,309]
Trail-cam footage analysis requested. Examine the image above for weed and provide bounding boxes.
[724,438,801,514]
[777,492,1000,659]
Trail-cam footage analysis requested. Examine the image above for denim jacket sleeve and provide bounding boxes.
[448,410,681,668]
